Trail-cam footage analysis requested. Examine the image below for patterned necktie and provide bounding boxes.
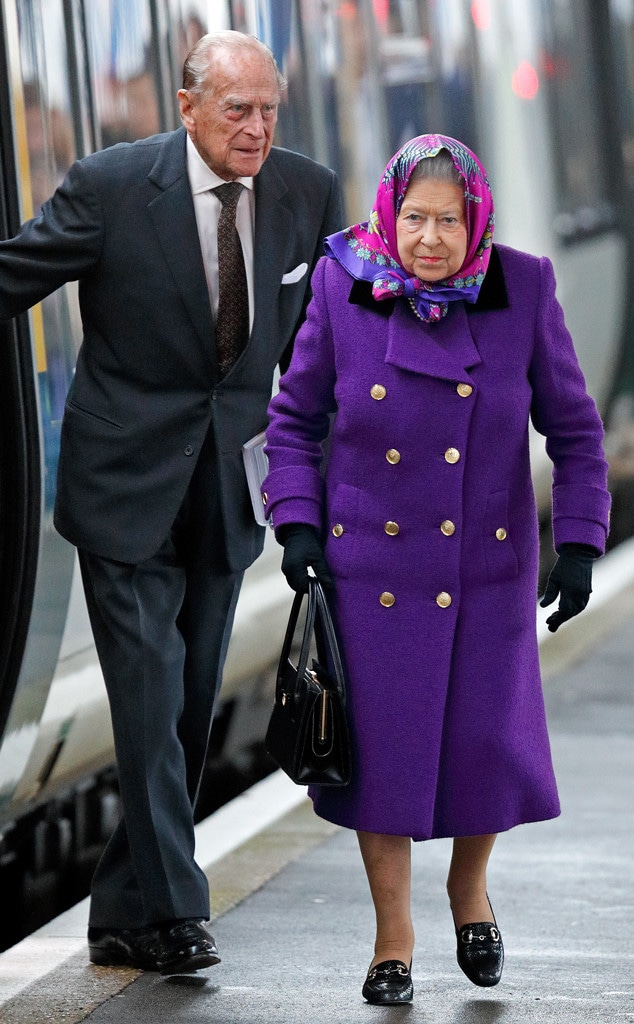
[213,182,249,376]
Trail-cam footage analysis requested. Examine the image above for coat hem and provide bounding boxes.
[309,795,561,841]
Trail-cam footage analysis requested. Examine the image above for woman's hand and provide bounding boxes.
[278,523,333,594]
[539,543,596,632]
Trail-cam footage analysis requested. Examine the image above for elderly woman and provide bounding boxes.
[262,135,610,1004]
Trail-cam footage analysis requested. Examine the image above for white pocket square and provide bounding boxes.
[281,262,308,285]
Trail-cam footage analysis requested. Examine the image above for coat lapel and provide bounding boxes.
[385,300,482,380]
[348,246,511,382]
[251,153,294,337]
[146,129,216,366]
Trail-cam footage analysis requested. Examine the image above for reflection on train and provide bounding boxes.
[1,0,634,950]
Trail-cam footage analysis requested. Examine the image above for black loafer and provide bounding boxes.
[88,925,163,970]
[456,921,504,987]
[158,919,221,974]
[362,959,414,1004]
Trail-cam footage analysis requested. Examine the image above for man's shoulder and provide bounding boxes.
[80,129,184,175]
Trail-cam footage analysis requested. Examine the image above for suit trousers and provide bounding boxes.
[79,430,243,928]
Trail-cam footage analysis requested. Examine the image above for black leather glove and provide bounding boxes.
[539,543,597,633]
[278,523,333,594]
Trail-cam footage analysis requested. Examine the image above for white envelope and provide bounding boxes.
[242,430,272,527]
[281,262,308,285]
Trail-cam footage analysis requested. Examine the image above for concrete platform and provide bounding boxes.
[1,541,633,1023]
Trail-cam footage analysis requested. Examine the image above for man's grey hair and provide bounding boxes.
[182,30,287,95]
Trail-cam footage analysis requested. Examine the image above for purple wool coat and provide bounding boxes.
[263,245,610,841]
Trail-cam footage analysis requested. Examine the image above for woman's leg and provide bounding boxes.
[447,834,504,987]
[446,833,498,928]
[357,830,415,968]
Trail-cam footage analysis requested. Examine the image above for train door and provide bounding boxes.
[0,0,78,818]
[0,3,41,797]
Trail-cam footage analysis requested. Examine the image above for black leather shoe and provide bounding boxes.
[362,959,414,1004]
[158,919,221,974]
[88,926,163,970]
[456,921,504,987]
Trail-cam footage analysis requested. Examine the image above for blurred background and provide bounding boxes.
[0,0,633,953]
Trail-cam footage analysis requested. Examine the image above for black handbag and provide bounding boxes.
[265,578,351,786]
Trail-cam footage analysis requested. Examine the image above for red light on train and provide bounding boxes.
[471,0,491,30]
[373,0,389,25]
[540,51,556,78]
[336,1,357,20]
[511,60,539,100]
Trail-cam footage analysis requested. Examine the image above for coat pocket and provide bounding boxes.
[483,490,518,583]
[66,399,124,430]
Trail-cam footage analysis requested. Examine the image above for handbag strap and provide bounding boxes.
[276,578,347,704]
[312,580,347,703]
[276,579,318,700]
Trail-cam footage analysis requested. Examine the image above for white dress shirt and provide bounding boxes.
[186,134,255,331]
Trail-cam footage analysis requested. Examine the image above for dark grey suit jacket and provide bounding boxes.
[0,128,342,569]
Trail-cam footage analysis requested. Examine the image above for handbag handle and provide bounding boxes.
[312,581,347,704]
[276,579,318,704]
[276,579,346,705]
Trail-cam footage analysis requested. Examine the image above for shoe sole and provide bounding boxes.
[160,950,221,975]
[362,983,414,1004]
[89,946,160,971]
[458,968,502,987]
[362,991,414,1004]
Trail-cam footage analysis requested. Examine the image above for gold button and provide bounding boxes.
[332,523,344,537]
[371,384,387,400]
[444,447,460,464]
[495,527,507,541]
[384,521,400,536]
[457,383,473,398]
[262,492,268,505]
[436,592,452,608]
[380,591,395,607]
[440,520,455,536]
[386,449,401,464]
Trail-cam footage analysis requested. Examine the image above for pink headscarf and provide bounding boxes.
[324,134,495,323]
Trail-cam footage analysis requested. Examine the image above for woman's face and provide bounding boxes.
[396,177,467,282]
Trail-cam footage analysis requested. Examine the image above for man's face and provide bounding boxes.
[178,47,280,179]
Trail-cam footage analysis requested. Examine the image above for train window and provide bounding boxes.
[609,0,634,183]
[230,0,480,223]
[372,0,478,154]
[83,0,162,147]
[407,0,479,150]
[540,0,616,241]
[13,0,80,448]
[237,0,317,169]
[163,0,228,121]
[232,0,363,215]
[15,0,76,215]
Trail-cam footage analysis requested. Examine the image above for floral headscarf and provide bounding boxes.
[324,134,495,323]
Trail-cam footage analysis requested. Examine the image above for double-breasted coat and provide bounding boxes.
[263,245,610,840]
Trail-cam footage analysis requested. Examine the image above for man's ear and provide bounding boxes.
[177,89,196,131]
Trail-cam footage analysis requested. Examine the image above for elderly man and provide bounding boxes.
[0,30,342,972]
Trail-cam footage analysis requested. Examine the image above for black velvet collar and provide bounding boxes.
[347,244,509,316]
